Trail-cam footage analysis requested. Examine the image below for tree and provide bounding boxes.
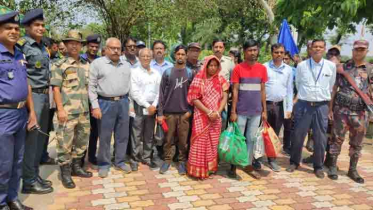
[275,0,372,49]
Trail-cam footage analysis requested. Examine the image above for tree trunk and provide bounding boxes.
[258,0,277,44]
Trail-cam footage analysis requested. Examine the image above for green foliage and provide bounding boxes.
[275,0,372,49]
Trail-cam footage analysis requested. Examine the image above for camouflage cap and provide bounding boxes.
[328,45,341,54]
[353,40,369,49]
[63,30,84,43]
[188,42,201,50]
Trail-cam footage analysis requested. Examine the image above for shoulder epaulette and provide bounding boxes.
[54,57,68,67]
[17,38,27,47]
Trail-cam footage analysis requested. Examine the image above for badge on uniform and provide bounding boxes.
[35,61,42,68]
[8,71,14,80]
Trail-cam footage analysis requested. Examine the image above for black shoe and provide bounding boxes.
[7,200,33,210]
[286,164,298,173]
[347,170,365,184]
[71,158,93,178]
[327,155,338,180]
[348,154,364,184]
[130,163,139,171]
[40,157,56,165]
[227,165,241,180]
[302,155,314,164]
[60,164,75,189]
[149,162,160,170]
[21,180,53,194]
[36,176,52,187]
[0,205,10,210]
[315,169,325,179]
[252,159,262,170]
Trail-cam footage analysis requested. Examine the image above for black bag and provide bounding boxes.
[154,124,164,146]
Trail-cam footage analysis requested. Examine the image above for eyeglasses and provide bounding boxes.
[126,45,136,49]
[108,46,121,52]
[273,51,285,54]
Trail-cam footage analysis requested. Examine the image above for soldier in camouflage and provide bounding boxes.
[50,30,92,189]
[327,40,372,183]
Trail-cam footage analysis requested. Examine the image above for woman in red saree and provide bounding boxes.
[187,55,229,179]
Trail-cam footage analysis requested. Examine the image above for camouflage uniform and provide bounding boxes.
[327,59,373,183]
[329,60,372,157]
[50,57,90,165]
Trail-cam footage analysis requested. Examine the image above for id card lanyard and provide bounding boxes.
[309,59,324,85]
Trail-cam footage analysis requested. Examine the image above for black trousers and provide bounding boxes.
[266,101,284,161]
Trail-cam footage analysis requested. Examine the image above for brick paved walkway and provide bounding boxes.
[26,141,373,210]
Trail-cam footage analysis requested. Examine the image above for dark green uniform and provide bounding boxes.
[17,36,51,187]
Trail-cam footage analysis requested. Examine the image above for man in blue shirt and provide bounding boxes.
[287,39,336,179]
[150,40,173,76]
[17,8,54,194]
[0,11,35,210]
[263,44,293,172]
[80,34,101,167]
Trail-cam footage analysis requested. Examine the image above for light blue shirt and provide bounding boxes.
[120,55,140,69]
[296,58,336,102]
[264,61,294,112]
[150,59,173,76]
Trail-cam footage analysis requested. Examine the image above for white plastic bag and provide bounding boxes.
[254,123,265,159]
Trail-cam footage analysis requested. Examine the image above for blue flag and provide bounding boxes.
[278,19,299,56]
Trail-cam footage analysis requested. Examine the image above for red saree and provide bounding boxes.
[187,55,229,179]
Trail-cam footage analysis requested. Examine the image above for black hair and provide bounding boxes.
[212,39,225,47]
[152,40,167,50]
[271,43,285,53]
[284,51,291,57]
[122,36,137,51]
[312,39,326,47]
[229,50,242,63]
[243,39,259,51]
[174,44,187,54]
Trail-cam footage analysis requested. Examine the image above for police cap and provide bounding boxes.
[21,8,44,25]
[0,11,20,25]
[86,34,101,44]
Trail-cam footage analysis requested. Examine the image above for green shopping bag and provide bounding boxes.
[218,122,249,167]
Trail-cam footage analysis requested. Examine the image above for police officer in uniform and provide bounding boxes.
[51,30,92,189]
[328,40,372,183]
[17,8,53,194]
[80,34,101,167]
[0,11,35,210]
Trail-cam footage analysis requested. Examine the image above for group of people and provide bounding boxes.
[0,7,372,210]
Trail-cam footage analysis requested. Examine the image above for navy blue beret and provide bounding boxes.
[21,8,43,25]
[86,34,101,44]
[0,11,20,25]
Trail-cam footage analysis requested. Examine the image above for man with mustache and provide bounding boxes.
[151,40,173,75]
[157,45,193,175]
[89,38,132,178]
[51,30,93,188]
[17,8,53,195]
[0,10,35,210]
[287,39,336,179]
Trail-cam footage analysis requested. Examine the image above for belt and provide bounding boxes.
[300,100,328,107]
[0,101,26,109]
[266,101,283,105]
[98,94,128,101]
[32,88,49,94]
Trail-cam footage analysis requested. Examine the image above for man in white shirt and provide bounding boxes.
[287,39,336,179]
[130,48,161,171]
